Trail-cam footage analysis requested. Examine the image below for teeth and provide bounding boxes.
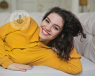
[43,29,48,35]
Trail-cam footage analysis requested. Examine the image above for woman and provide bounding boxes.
[0,7,86,74]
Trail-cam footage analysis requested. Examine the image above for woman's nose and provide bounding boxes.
[45,25,51,31]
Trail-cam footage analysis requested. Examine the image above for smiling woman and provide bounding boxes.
[39,12,63,45]
[0,7,86,74]
[41,7,86,60]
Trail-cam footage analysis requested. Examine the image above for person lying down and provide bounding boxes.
[0,7,86,74]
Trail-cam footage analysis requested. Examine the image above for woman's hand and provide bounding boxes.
[7,63,33,72]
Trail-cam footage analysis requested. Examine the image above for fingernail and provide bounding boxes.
[30,66,33,69]
[31,66,33,67]
[25,69,27,71]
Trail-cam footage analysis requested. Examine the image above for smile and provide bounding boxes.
[42,28,50,36]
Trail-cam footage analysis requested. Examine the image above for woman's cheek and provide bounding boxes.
[52,31,59,39]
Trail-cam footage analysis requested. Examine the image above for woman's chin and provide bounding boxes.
[40,37,48,41]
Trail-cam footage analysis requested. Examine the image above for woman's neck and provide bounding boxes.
[39,37,49,46]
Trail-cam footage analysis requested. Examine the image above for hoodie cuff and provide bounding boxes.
[2,59,13,69]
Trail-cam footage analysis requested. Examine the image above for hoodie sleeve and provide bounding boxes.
[0,22,14,69]
[40,48,82,74]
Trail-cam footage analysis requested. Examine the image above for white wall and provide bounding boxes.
[71,0,79,14]
[0,0,95,13]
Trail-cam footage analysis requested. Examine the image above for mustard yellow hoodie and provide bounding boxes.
[0,17,82,74]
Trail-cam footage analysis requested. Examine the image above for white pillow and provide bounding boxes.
[74,12,95,63]
[29,12,46,26]
[0,13,10,27]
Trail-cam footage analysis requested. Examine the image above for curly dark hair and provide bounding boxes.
[42,7,86,61]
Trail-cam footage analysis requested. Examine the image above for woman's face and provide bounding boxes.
[39,12,64,43]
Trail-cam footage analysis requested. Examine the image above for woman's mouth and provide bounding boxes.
[42,28,50,36]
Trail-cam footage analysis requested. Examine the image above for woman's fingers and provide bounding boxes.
[17,64,33,70]
[14,66,26,72]
[7,63,33,72]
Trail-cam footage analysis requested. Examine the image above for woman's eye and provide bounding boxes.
[54,27,58,30]
[46,19,49,23]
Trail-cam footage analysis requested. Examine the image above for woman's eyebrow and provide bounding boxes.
[47,17,61,30]
[46,17,50,21]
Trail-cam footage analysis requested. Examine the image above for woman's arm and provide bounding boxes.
[40,48,82,74]
[0,22,33,71]
[0,22,14,69]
